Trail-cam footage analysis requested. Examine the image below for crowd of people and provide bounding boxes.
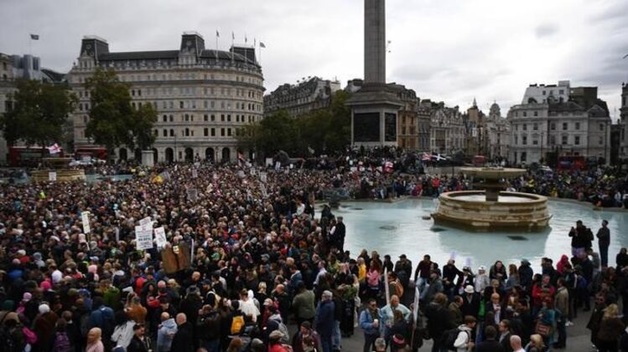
[0,158,627,352]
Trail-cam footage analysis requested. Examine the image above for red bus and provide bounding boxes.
[556,156,586,171]
[74,147,107,161]
[8,146,64,167]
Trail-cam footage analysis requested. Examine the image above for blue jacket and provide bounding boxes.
[359,308,383,337]
[314,300,335,337]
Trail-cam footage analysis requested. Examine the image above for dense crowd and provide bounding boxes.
[0,159,627,352]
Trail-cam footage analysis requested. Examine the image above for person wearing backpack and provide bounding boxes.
[447,315,476,352]
[53,319,73,352]
[424,293,455,352]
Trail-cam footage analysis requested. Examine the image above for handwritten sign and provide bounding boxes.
[81,211,91,234]
[135,225,153,250]
[154,227,167,248]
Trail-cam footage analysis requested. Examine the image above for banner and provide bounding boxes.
[135,225,153,250]
[154,227,167,248]
[81,211,91,234]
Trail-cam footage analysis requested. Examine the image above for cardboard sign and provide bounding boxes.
[81,211,91,234]
[154,227,167,248]
[139,217,152,227]
[187,188,198,201]
[48,172,57,182]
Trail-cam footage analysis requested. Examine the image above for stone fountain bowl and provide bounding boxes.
[460,167,527,180]
[431,190,552,232]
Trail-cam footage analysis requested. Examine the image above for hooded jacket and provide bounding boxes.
[157,318,177,352]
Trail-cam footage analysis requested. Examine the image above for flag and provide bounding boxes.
[232,31,235,40]
[259,42,266,48]
[216,30,220,38]
[47,143,61,154]
[30,34,39,40]
[421,152,431,161]
[245,35,248,43]
[254,38,256,47]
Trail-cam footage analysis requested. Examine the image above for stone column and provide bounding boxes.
[364,0,386,84]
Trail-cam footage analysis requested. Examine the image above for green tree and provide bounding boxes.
[0,79,77,151]
[85,67,156,159]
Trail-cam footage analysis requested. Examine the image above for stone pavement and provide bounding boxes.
[287,302,599,352]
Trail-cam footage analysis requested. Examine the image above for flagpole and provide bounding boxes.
[231,31,235,64]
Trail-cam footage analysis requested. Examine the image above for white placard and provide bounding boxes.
[259,172,267,183]
[187,188,198,201]
[48,172,57,182]
[81,211,91,234]
[154,227,167,248]
[139,217,152,227]
[135,225,153,250]
[192,169,198,179]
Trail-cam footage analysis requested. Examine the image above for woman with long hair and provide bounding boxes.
[524,334,546,352]
[86,328,104,352]
[596,303,625,352]
[505,264,520,290]
[536,297,556,348]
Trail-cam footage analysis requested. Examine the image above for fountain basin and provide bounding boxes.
[431,190,552,232]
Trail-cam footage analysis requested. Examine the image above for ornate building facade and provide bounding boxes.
[485,102,510,160]
[429,102,465,155]
[508,84,611,165]
[68,32,264,163]
[263,76,340,118]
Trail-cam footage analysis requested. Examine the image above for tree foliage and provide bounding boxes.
[237,90,351,159]
[85,67,157,157]
[0,79,77,148]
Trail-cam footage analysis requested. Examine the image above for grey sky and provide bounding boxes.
[1,0,627,117]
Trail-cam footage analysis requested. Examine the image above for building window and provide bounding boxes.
[521,152,527,162]
[574,136,580,145]
[523,124,527,131]
[221,114,225,122]
[179,101,184,109]
[204,114,208,122]
[599,136,603,145]
[551,123,556,130]
[221,128,225,136]
[211,128,215,136]
[562,123,568,130]
[561,135,568,145]
[533,139,538,145]
[163,129,167,137]
[542,91,546,95]
[534,111,538,117]
[533,123,538,131]
[522,136,527,145]
[523,112,527,117]
[211,114,215,122]
[559,89,564,95]
[227,128,232,136]
[550,135,556,145]
[204,128,208,136]
[575,122,580,130]
[185,128,190,136]
[170,129,174,137]
[599,123,604,131]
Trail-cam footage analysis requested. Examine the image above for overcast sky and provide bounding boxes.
[2,0,628,118]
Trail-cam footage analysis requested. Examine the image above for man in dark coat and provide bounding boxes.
[171,313,195,352]
[476,325,505,352]
[314,290,335,352]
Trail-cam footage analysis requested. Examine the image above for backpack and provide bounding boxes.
[230,314,245,335]
[442,327,468,351]
[54,331,72,352]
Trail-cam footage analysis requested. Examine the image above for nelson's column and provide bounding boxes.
[347,0,402,147]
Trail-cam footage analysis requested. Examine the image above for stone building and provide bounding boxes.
[429,102,465,155]
[508,83,611,165]
[68,32,264,163]
[463,99,488,157]
[0,53,66,165]
[620,82,628,161]
[485,102,510,160]
[395,84,419,150]
[263,76,340,118]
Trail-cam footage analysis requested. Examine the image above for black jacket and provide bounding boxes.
[126,335,152,352]
[171,322,194,352]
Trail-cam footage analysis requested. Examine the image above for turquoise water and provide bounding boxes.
[337,199,627,272]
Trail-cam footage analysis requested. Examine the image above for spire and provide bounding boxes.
[472,97,477,107]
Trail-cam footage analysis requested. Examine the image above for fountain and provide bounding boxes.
[31,158,86,182]
[431,167,551,232]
